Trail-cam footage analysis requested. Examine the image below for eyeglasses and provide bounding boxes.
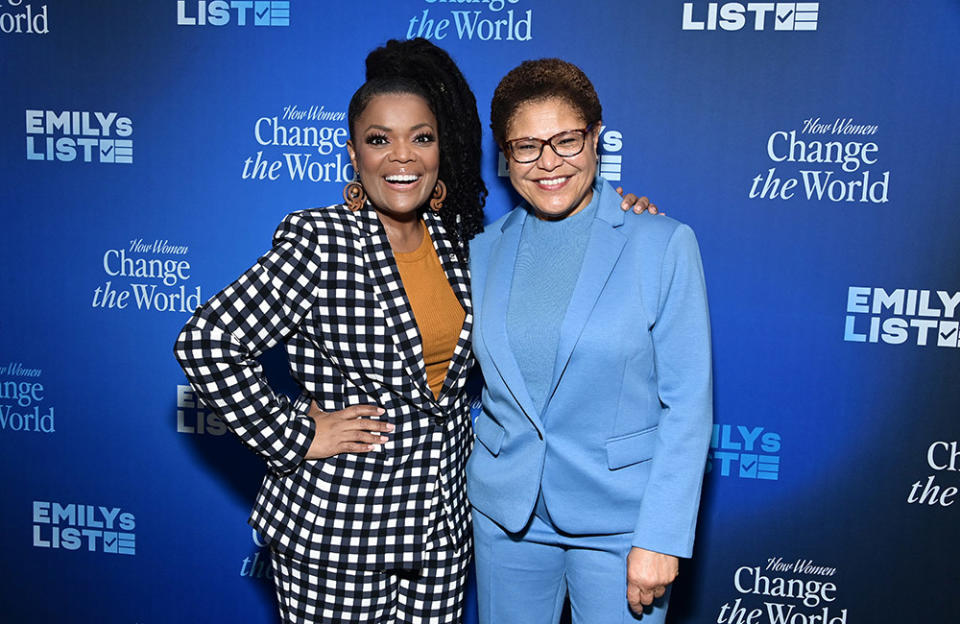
[503,124,595,164]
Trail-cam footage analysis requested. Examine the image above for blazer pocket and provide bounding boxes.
[606,426,658,470]
[474,415,505,457]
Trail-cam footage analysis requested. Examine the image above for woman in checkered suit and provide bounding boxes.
[174,39,486,623]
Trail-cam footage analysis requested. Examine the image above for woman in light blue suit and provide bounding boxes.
[467,59,713,624]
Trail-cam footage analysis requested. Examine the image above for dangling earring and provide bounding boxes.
[343,180,366,212]
[430,180,447,213]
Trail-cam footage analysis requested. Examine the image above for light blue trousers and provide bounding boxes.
[472,507,670,624]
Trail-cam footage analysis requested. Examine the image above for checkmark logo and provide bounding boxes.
[739,454,759,478]
[254,2,271,25]
[101,145,114,157]
[777,10,794,23]
[102,531,119,553]
[937,322,959,347]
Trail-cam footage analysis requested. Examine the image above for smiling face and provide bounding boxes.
[504,97,599,220]
[347,92,440,221]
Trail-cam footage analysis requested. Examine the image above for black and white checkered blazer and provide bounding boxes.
[174,202,474,569]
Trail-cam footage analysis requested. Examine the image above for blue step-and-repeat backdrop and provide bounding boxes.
[2,1,958,622]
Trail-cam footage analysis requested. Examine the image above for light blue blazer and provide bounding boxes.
[466,180,713,558]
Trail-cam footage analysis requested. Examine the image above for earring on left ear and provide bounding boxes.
[343,180,366,212]
[430,180,447,213]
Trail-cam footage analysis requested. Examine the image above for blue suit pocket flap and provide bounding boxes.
[474,415,505,457]
[606,426,658,470]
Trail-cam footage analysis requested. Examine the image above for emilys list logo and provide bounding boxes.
[682,3,819,31]
[844,287,960,348]
[708,424,781,480]
[33,501,136,555]
[26,110,133,164]
[177,1,290,26]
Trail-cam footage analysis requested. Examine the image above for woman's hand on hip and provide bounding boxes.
[304,401,394,459]
[626,547,679,614]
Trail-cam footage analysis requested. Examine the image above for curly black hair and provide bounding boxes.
[348,38,487,260]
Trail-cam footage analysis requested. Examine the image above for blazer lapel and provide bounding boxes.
[422,210,474,407]
[354,203,434,406]
[543,187,627,412]
[480,208,543,430]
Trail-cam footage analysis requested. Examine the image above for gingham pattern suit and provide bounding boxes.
[174,203,474,575]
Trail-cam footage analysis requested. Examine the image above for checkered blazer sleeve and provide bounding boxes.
[174,211,322,476]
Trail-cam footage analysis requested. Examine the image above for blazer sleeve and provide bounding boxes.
[173,211,323,476]
[632,223,713,558]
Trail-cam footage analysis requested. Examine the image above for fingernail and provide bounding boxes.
[377,408,385,415]
[385,424,395,432]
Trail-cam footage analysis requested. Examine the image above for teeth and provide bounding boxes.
[538,177,568,187]
[385,174,419,183]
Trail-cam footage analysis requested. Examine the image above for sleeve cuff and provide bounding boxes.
[266,409,316,476]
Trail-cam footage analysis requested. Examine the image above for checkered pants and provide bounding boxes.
[270,533,470,623]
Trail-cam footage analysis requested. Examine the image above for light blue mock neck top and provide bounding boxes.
[507,184,601,415]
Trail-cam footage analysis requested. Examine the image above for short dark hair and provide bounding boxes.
[490,58,602,147]
[348,39,487,257]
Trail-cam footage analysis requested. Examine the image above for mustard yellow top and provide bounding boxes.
[394,220,466,399]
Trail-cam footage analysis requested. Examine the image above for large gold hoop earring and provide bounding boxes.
[343,181,366,212]
[430,180,447,213]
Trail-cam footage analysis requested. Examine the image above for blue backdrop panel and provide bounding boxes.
[1,1,957,622]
